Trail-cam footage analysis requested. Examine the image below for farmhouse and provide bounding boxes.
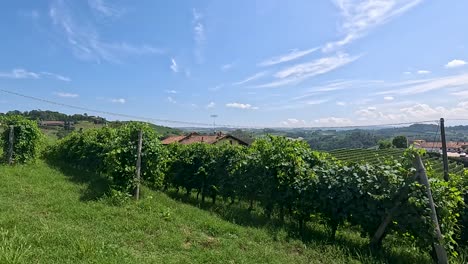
[161,132,249,146]
[412,140,468,153]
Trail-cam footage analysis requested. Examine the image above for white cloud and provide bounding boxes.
[110,98,126,104]
[384,96,394,101]
[417,70,430,74]
[313,117,353,126]
[451,90,468,98]
[379,72,468,95]
[232,71,267,86]
[88,0,123,17]
[255,53,359,88]
[445,59,467,69]
[0,69,70,81]
[403,71,412,75]
[226,102,258,110]
[281,118,306,127]
[49,0,162,63]
[0,69,40,79]
[193,8,205,63]
[307,99,329,105]
[275,53,359,79]
[41,72,71,82]
[323,0,422,52]
[206,102,216,109]
[258,47,319,67]
[170,58,178,73]
[336,101,347,106]
[165,90,178,94]
[167,97,176,104]
[221,63,233,71]
[56,92,79,98]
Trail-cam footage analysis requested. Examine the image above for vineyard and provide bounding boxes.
[329,148,466,176]
[2,116,468,262]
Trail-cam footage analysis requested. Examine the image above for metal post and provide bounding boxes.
[440,118,449,181]
[8,125,14,165]
[134,130,143,200]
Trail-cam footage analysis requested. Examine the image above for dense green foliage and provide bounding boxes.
[0,109,106,123]
[46,122,168,193]
[0,115,44,164]
[392,135,408,148]
[46,128,468,259]
[6,162,457,263]
[378,139,393,149]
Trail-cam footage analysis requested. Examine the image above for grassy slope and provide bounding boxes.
[4,162,463,263]
[0,162,378,264]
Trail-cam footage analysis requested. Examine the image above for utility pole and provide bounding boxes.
[210,114,218,133]
[440,118,449,181]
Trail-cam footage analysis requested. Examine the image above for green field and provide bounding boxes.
[329,148,466,176]
[1,161,456,263]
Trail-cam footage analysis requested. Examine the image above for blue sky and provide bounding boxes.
[1,0,468,127]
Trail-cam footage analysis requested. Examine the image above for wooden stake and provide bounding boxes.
[8,125,14,165]
[415,155,448,264]
[134,129,143,200]
[440,118,449,181]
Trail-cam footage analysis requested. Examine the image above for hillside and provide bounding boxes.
[0,162,443,263]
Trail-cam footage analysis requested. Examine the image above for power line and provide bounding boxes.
[0,89,241,127]
[0,88,444,129]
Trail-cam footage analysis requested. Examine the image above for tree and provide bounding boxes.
[378,139,393,149]
[392,135,408,148]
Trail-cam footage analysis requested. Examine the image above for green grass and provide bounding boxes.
[1,161,466,263]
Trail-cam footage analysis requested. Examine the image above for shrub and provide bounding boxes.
[1,115,44,164]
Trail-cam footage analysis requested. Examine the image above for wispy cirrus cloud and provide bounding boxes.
[0,68,70,81]
[49,0,162,63]
[258,47,319,67]
[378,72,468,95]
[0,69,40,79]
[41,72,71,82]
[445,59,467,69]
[226,102,259,110]
[192,8,205,63]
[254,53,360,88]
[88,0,123,17]
[232,71,267,86]
[323,0,423,52]
[55,92,79,98]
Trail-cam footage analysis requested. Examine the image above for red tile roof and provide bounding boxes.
[413,141,468,149]
[161,132,248,145]
[161,135,187,144]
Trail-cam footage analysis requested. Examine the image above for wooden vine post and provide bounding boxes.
[8,125,14,165]
[134,129,143,200]
[415,155,448,264]
[370,154,448,264]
